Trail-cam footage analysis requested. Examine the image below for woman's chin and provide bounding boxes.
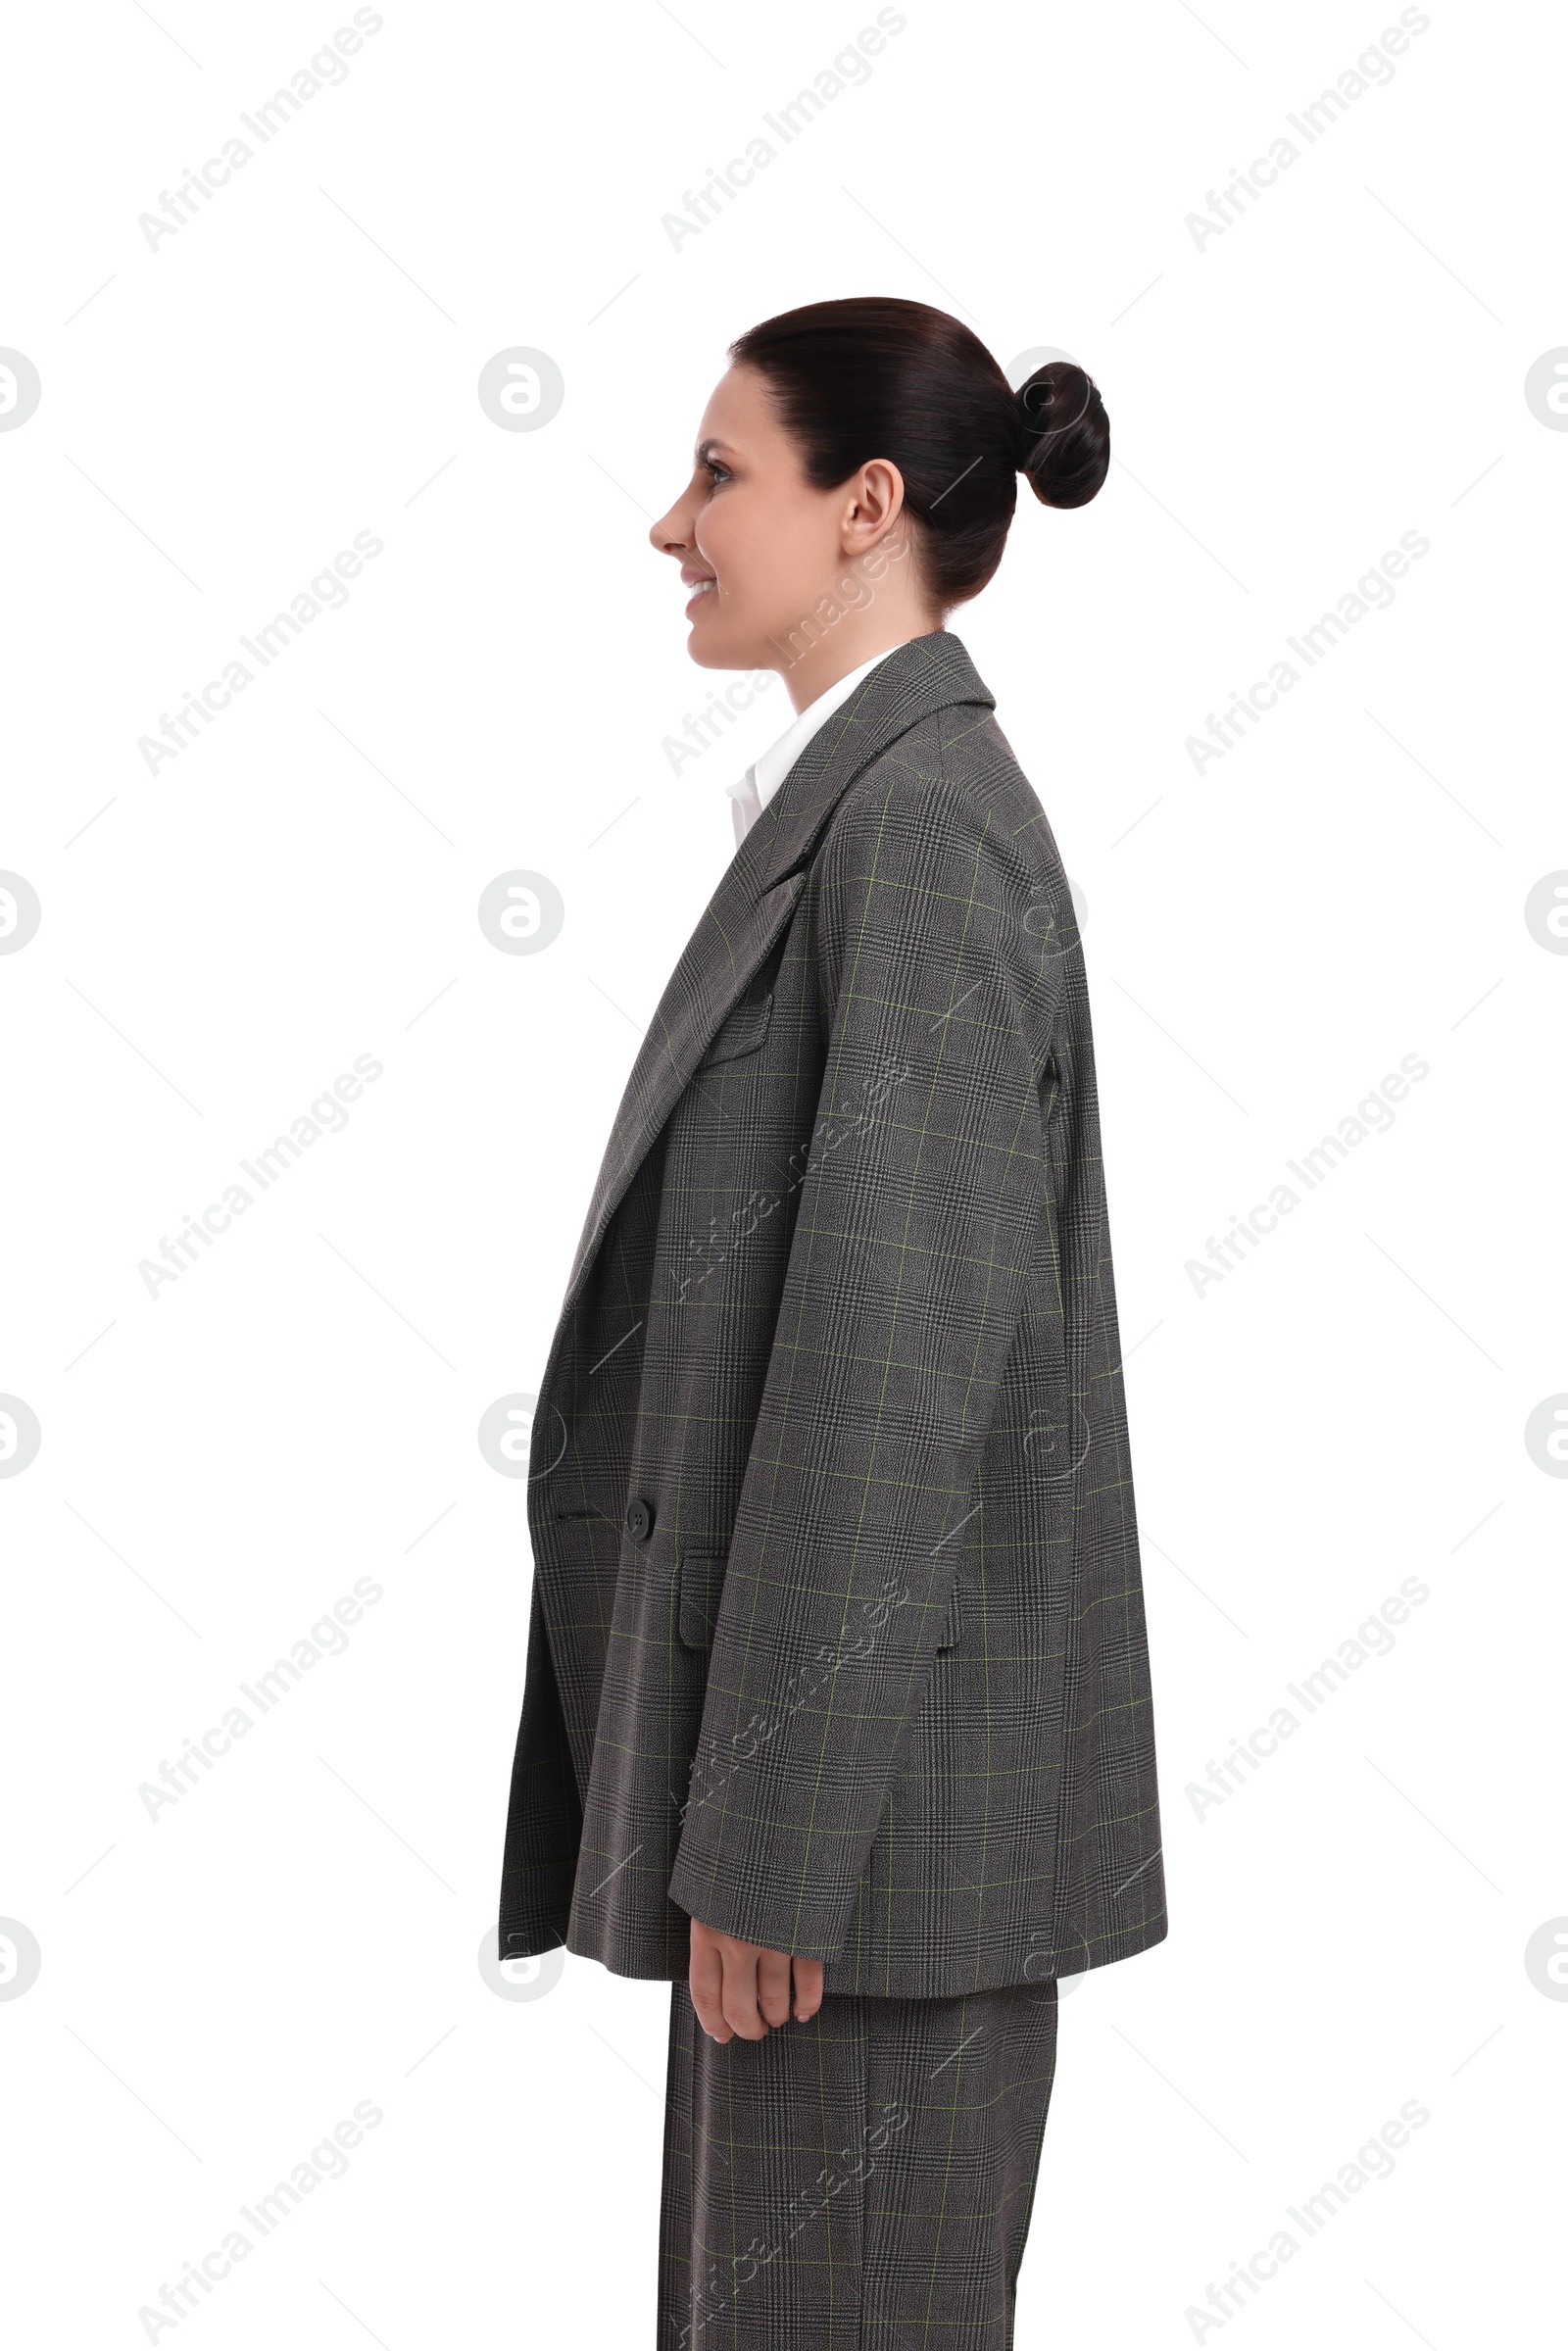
[685,617,743,669]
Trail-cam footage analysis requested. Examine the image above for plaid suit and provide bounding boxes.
[500,629,1167,1998]
[660,1979,1060,2349]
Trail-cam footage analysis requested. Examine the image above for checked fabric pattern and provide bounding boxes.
[499,629,1167,1997]
[659,1981,1059,2350]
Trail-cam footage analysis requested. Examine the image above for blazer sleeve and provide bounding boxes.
[666,762,1053,1959]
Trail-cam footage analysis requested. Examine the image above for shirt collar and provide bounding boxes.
[724,642,919,837]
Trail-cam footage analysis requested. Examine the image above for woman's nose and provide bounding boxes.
[649,481,696,556]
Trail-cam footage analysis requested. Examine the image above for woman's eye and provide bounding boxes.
[705,460,730,485]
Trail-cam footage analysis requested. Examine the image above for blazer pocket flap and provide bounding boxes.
[677,1548,727,1647]
[697,989,773,1069]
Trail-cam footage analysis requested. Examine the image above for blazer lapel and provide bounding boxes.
[548,630,996,1340]
[754,627,996,898]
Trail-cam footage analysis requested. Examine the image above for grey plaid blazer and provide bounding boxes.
[500,630,1166,1998]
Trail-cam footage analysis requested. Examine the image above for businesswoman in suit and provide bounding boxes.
[501,297,1166,2347]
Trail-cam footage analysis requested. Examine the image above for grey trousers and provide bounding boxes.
[659,1979,1059,2349]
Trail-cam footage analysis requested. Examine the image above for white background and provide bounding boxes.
[2,0,1564,2342]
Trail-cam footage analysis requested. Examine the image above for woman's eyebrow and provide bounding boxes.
[695,438,734,465]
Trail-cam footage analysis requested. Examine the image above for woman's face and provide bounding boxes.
[649,364,908,673]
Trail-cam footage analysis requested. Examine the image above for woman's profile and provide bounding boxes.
[500,295,1167,2346]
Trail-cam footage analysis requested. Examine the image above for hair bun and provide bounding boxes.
[1013,361,1109,510]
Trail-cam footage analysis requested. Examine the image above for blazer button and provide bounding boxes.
[624,1497,654,1542]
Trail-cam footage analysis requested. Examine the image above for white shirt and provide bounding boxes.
[724,643,918,848]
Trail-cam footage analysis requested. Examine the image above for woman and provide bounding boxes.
[500,296,1167,2347]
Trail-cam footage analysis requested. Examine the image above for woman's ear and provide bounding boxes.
[840,457,906,559]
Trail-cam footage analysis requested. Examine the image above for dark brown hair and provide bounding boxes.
[728,296,1109,609]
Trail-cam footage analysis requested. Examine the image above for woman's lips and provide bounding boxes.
[685,576,715,616]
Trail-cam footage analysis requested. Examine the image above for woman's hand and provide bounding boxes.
[687,1918,824,2042]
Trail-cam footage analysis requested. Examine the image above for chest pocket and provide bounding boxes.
[696,988,773,1070]
[676,1548,727,1647]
